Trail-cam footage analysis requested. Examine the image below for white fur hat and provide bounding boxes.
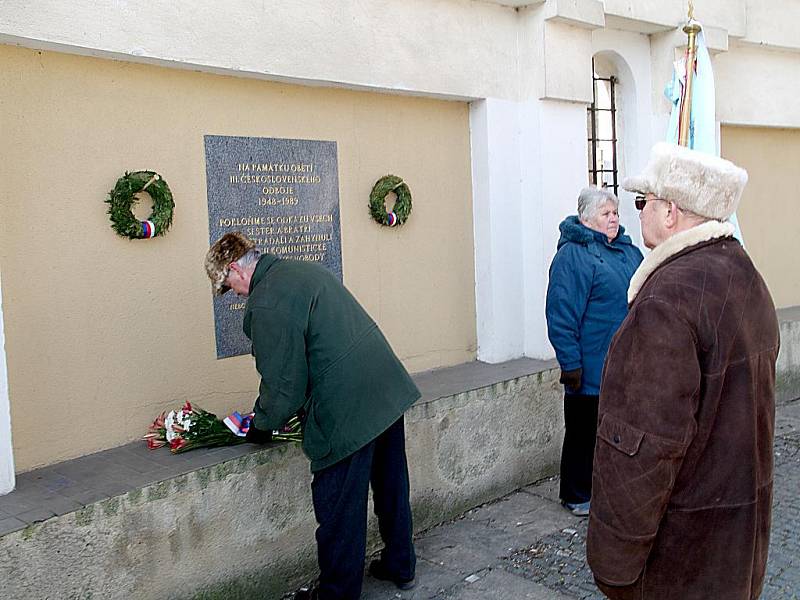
[623,142,748,220]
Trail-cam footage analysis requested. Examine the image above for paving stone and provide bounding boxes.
[359,556,461,599]
[0,484,55,516]
[0,516,27,536]
[415,518,517,576]
[58,485,109,506]
[40,493,83,517]
[436,567,574,599]
[14,506,57,525]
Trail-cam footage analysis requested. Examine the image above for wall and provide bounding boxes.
[715,44,800,129]
[721,125,800,309]
[0,0,523,102]
[0,45,477,471]
[2,0,800,472]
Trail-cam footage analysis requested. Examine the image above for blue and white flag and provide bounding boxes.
[665,28,744,244]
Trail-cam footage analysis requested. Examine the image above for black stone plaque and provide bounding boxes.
[204,135,342,358]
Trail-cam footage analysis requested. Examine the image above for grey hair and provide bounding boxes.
[577,187,618,220]
[235,248,261,269]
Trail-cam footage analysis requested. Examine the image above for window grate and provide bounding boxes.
[587,60,619,195]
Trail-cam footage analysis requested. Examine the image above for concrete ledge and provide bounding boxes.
[0,358,563,599]
[543,0,605,30]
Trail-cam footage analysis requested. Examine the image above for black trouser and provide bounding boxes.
[559,393,599,504]
[311,417,415,600]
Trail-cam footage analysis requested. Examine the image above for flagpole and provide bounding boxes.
[678,3,702,146]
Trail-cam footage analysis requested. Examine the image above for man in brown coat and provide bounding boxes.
[587,143,780,600]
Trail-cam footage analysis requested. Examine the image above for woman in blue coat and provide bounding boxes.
[545,187,643,516]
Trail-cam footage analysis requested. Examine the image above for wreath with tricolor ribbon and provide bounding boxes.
[106,171,174,239]
[369,175,412,227]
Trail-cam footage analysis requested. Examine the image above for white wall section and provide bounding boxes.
[0,274,15,494]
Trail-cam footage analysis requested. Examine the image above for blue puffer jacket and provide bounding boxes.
[545,216,643,395]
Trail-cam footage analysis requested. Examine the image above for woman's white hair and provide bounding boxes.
[577,186,618,221]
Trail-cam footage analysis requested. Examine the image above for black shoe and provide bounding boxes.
[368,559,416,590]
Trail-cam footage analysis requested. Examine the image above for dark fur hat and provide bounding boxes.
[205,232,256,295]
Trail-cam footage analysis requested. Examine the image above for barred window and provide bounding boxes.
[587,61,618,195]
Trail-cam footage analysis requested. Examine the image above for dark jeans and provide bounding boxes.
[311,416,415,600]
[559,392,599,504]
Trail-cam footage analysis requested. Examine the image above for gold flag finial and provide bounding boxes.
[678,3,702,146]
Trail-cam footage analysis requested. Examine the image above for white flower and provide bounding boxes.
[164,411,177,441]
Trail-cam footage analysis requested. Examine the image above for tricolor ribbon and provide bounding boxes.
[141,220,157,238]
[386,212,398,227]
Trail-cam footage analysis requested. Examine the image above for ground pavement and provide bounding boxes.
[354,398,800,600]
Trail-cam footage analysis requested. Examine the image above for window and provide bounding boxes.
[587,60,619,195]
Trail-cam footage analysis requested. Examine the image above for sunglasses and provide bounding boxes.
[634,195,670,210]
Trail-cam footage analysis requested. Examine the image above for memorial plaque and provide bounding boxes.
[204,135,342,358]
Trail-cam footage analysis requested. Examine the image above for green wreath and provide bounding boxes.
[105,171,174,239]
[369,175,412,227]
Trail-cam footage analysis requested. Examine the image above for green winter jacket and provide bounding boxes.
[243,254,420,472]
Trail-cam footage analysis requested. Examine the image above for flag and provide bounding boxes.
[223,411,253,437]
[665,28,744,244]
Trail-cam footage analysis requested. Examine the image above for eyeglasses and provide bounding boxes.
[634,195,648,210]
[634,195,669,210]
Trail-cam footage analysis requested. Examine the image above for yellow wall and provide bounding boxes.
[722,126,800,309]
[0,46,477,471]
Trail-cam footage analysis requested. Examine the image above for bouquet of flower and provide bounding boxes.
[144,402,302,453]
[144,401,246,453]
[271,414,303,443]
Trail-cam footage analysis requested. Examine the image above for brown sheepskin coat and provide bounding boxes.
[587,221,780,600]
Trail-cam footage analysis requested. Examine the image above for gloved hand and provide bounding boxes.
[245,423,273,444]
[559,368,583,392]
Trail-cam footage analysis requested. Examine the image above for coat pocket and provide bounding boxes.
[596,413,644,456]
[594,413,687,516]
[301,400,332,461]
[587,413,688,585]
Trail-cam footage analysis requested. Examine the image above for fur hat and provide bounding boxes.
[205,232,256,295]
[623,142,748,220]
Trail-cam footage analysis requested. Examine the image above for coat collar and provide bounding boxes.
[627,220,735,304]
[248,253,280,295]
[557,215,633,250]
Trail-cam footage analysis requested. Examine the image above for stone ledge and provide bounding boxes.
[0,358,564,599]
[0,357,558,537]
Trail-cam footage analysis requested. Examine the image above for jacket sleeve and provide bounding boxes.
[587,298,700,587]
[248,307,309,431]
[545,245,592,371]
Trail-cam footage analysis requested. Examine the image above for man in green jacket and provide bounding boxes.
[205,232,420,600]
